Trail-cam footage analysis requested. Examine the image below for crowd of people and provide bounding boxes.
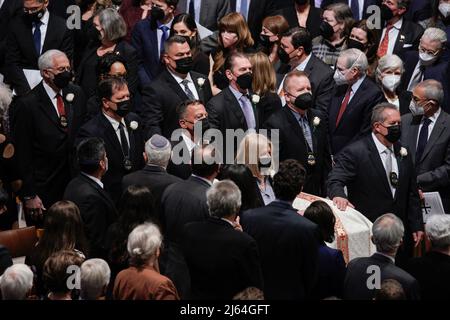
[0,0,450,300]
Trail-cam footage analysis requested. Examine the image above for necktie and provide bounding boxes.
[300,115,313,151]
[159,25,169,56]
[33,21,43,55]
[239,95,256,129]
[240,0,249,20]
[181,79,195,100]
[56,94,66,118]
[416,117,432,163]
[188,0,196,19]
[383,147,395,193]
[351,0,360,20]
[336,86,352,126]
[377,24,393,58]
[119,122,130,157]
[407,64,425,91]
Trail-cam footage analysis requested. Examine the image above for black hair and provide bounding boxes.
[281,27,312,54]
[97,77,128,100]
[176,99,204,120]
[273,159,306,202]
[76,137,106,175]
[96,52,128,79]
[304,200,336,243]
[191,145,220,178]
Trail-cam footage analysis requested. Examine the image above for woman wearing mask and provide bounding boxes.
[376,54,412,115]
[170,13,210,76]
[258,15,290,65]
[312,3,354,67]
[277,0,322,39]
[347,20,379,78]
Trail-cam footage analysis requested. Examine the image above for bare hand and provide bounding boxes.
[25,196,45,221]
[233,216,243,232]
[332,197,355,211]
[412,231,424,247]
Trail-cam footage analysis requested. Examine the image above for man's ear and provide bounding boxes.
[225,69,234,81]
[101,98,109,110]
[162,53,170,65]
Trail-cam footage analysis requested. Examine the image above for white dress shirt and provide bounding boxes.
[157,19,173,57]
[42,81,63,117]
[82,173,104,189]
[379,18,403,56]
[182,132,197,155]
[347,74,366,104]
[0,0,5,9]
[416,108,441,147]
[32,9,50,55]
[372,132,399,197]
[103,112,130,147]
[168,69,200,99]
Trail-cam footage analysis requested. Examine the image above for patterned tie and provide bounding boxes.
[336,86,352,126]
[159,24,169,56]
[351,0,360,20]
[416,117,432,163]
[300,115,313,151]
[377,24,393,58]
[33,20,43,55]
[181,79,195,100]
[239,94,256,129]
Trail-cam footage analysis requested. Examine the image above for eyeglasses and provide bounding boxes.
[419,46,440,56]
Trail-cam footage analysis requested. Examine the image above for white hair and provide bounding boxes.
[376,54,404,81]
[145,138,171,168]
[0,264,34,300]
[206,180,242,218]
[416,79,445,106]
[127,223,162,267]
[0,82,13,119]
[372,213,405,254]
[425,215,450,248]
[340,48,368,73]
[80,259,111,300]
[421,27,447,48]
[38,49,67,71]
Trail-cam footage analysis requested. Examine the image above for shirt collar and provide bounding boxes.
[191,174,213,186]
[181,132,197,152]
[103,111,126,131]
[350,74,366,94]
[390,17,403,30]
[425,107,441,124]
[82,172,104,189]
[157,18,173,29]
[296,54,312,72]
[372,132,392,155]
[42,81,61,100]
[289,106,307,122]
[229,85,248,101]
[40,9,50,25]
[168,68,194,85]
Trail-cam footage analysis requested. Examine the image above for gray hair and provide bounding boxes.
[0,82,13,121]
[97,8,127,42]
[206,180,242,218]
[425,215,450,248]
[0,264,34,300]
[38,49,67,71]
[371,103,399,126]
[421,27,447,48]
[80,258,111,300]
[415,79,444,106]
[372,214,405,254]
[376,54,404,81]
[145,137,171,168]
[127,222,162,267]
[340,48,368,73]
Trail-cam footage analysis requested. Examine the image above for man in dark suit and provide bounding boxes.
[76,77,145,202]
[160,145,219,297]
[64,137,117,259]
[122,134,182,214]
[13,50,86,226]
[277,27,335,114]
[182,180,263,299]
[400,28,450,113]
[131,0,177,86]
[5,0,73,96]
[328,48,385,155]
[343,213,420,300]
[176,0,230,31]
[241,159,320,300]
[264,70,331,196]
[401,80,450,213]
[327,103,424,263]
[141,35,213,140]
[376,0,423,59]
[0,0,22,76]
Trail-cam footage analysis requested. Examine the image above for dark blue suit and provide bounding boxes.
[131,17,164,87]
[315,244,346,299]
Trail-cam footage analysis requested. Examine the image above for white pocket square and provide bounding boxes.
[403,44,413,48]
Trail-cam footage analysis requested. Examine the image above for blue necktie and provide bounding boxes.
[188,0,196,20]
[159,24,169,57]
[416,117,432,163]
[300,116,313,151]
[351,0,360,20]
[240,0,248,21]
[33,21,43,55]
[240,95,256,129]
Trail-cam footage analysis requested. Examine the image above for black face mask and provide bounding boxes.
[236,72,253,90]
[294,92,313,110]
[259,34,271,47]
[25,8,45,24]
[347,38,367,52]
[278,47,291,64]
[194,117,210,134]
[320,21,334,40]
[151,6,165,22]
[174,56,193,74]
[295,0,309,5]
[87,24,102,43]
[381,4,394,21]
[53,70,72,89]
[384,124,401,143]
[113,100,131,117]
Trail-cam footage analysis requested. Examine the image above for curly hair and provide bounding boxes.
[273,159,306,201]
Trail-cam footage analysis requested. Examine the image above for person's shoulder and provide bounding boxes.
[312,36,324,46]
[403,20,424,32]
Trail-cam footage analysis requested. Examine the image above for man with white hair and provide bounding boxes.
[406,214,450,300]
[80,258,111,300]
[343,213,420,300]
[182,180,263,299]
[0,264,34,300]
[401,27,450,112]
[327,48,385,155]
[13,49,86,226]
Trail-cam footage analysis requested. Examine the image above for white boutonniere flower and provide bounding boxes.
[251,94,260,104]
[197,77,206,88]
[399,147,407,157]
[65,93,74,102]
[313,116,321,127]
[130,121,138,130]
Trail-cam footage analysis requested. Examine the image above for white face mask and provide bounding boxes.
[333,69,348,86]
[439,3,450,18]
[409,100,425,116]
[419,51,438,66]
[382,74,401,92]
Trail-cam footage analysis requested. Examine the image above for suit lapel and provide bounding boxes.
[367,137,393,198]
[393,22,406,55]
[307,109,318,152]
[329,86,347,132]
[407,115,421,165]
[420,112,447,163]
[124,116,137,163]
[99,113,123,158]
[393,143,404,201]
[163,69,191,101]
[80,174,116,215]
[190,72,205,101]
[41,13,55,53]
[336,78,367,127]
[62,88,75,133]
[283,107,306,144]
[225,87,248,130]
[36,82,66,131]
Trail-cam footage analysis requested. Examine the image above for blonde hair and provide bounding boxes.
[235,133,275,179]
[249,52,277,95]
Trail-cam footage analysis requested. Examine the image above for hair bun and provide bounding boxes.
[132,247,143,255]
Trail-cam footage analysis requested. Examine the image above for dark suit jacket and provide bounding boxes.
[276,5,322,39]
[315,244,346,300]
[182,217,263,300]
[141,68,213,140]
[176,0,231,31]
[264,107,332,196]
[328,76,385,155]
[406,251,450,300]
[401,111,450,213]
[13,82,86,208]
[63,174,117,258]
[122,165,182,214]
[166,136,192,180]
[5,12,74,95]
[343,253,420,300]
[327,135,424,232]
[76,112,145,202]
[241,201,320,300]
[47,0,75,18]
[0,0,22,73]
[0,245,13,276]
